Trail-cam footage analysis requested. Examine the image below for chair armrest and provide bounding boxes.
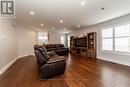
[47,51,56,57]
[46,57,66,64]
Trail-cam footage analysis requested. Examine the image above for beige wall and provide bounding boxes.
[48,31,64,44]
[0,18,38,74]
[0,18,18,70]
[17,26,38,57]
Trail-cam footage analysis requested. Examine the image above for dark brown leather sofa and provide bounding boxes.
[43,44,69,56]
[34,45,66,79]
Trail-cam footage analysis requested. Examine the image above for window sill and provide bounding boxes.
[99,50,130,56]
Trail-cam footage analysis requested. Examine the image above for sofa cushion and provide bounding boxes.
[43,44,69,56]
[43,44,51,51]
[34,45,50,60]
[47,55,66,64]
[58,44,65,48]
[39,48,50,60]
[34,45,42,50]
[34,50,47,66]
[47,51,56,57]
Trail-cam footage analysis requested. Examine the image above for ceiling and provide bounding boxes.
[15,0,130,33]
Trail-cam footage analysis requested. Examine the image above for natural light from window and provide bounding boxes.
[102,28,113,51]
[38,32,48,44]
[102,24,130,53]
[68,36,70,47]
[115,24,130,52]
[61,36,65,45]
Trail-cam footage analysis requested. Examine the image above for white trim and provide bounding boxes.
[0,58,18,75]
[17,55,30,59]
[101,24,130,54]
[0,54,34,75]
[17,54,35,59]
[100,50,130,56]
[98,57,130,66]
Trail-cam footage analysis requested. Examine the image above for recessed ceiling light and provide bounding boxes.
[30,11,34,15]
[41,24,43,26]
[52,27,55,30]
[77,25,80,28]
[64,28,66,30]
[60,20,64,23]
[81,1,85,6]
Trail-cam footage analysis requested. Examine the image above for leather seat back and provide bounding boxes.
[34,50,47,66]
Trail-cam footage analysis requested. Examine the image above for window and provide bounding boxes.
[61,36,65,45]
[115,24,130,52]
[102,28,113,51]
[38,32,48,44]
[115,38,129,52]
[102,24,130,53]
[68,36,70,47]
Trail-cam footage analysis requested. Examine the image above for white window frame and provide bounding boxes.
[101,27,114,52]
[114,24,130,53]
[38,32,48,44]
[101,23,130,55]
[67,36,70,48]
[60,36,65,45]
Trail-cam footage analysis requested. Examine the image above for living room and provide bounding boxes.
[0,0,130,87]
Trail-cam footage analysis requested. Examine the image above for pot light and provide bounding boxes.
[81,1,85,6]
[41,24,43,26]
[52,27,55,30]
[77,25,80,28]
[30,11,34,15]
[60,20,64,23]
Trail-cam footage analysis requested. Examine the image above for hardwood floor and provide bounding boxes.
[0,54,130,87]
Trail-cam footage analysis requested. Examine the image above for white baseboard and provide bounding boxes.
[17,55,30,59]
[18,54,35,59]
[0,58,18,75]
[0,54,34,75]
[98,57,130,66]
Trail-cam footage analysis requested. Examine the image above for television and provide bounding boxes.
[75,38,87,47]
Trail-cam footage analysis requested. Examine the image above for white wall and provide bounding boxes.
[0,19,38,74]
[68,14,130,66]
[48,31,65,44]
[17,26,38,57]
[0,18,18,72]
[0,19,67,74]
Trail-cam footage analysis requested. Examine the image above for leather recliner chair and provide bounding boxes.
[34,45,66,79]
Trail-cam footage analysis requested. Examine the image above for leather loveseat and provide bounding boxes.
[34,45,66,79]
[43,44,69,56]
